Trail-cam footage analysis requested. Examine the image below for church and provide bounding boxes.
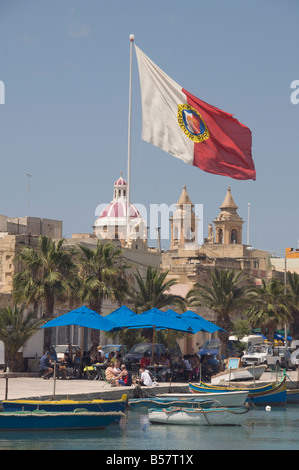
[0,173,288,362]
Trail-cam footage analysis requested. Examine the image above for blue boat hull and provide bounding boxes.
[2,397,127,414]
[190,379,287,406]
[287,389,299,404]
[249,389,286,405]
[0,411,125,431]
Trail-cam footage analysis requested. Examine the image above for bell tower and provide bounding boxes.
[213,186,244,245]
[170,185,198,250]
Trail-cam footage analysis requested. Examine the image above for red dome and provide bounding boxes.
[114,176,127,186]
[99,200,140,219]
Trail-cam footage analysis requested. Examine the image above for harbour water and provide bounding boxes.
[0,405,299,451]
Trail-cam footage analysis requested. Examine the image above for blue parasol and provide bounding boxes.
[105,305,138,327]
[182,310,225,332]
[40,306,116,332]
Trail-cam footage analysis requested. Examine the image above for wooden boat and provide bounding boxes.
[189,381,274,394]
[156,390,249,407]
[247,378,287,406]
[211,365,267,385]
[148,406,250,426]
[2,394,128,413]
[128,396,214,409]
[287,389,299,404]
[189,378,287,406]
[0,410,125,431]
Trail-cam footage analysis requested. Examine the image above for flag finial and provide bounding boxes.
[129,34,135,42]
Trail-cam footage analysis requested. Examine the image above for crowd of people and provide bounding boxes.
[39,344,222,385]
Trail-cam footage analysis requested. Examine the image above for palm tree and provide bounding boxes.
[287,271,299,338]
[13,236,77,350]
[129,266,186,343]
[77,240,129,313]
[77,240,129,351]
[187,269,256,357]
[132,266,186,313]
[0,304,43,371]
[247,278,292,342]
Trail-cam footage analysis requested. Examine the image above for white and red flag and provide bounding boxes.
[135,45,256,181]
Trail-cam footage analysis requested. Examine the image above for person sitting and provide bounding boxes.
[140,351,151,368]
[59,352,73,379]
[189,354,200,381]
[118,364,132,386]
[105,362,121,386]
[73,350,82,378]
[177,356,186,381]
[136,367,153,386]
[92,353,104,380]
[107,351,115,364]
[158,354,171,382]
[82,351,94,379]
[40,351,54,379]
[113,361,121,374]
[96,345,105,363]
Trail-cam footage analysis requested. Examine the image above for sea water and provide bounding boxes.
[0,406,298,451]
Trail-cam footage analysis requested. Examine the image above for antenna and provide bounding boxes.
[27,173,32,216]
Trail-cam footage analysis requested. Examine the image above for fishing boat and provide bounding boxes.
[247,378,287,406]
[0,410,125,431]
[189,380,274,394]
[148,406,250,426]
[2,394,128,413]
[286,389,299,404]
[189,378,287,406]
[210,364,267,385]
[156,390,249,407]
[128,396,214,409]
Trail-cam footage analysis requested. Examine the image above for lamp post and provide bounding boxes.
[247,246,292,347]
[5,325,13,400]
[6,325,13,373]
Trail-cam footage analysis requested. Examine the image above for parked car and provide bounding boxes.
[123,343,167,367]
[273,347,297,370]
[241,344,281,367]
[101,344,127,359]
[198,339,236,358]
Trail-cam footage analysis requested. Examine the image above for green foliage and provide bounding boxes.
[132,266,185,313]
[0,304,43,371]
[246,278,292,342]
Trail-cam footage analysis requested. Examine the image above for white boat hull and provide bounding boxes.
[157,390,249,407]
[211,365,266,385]
[148,406,249,426]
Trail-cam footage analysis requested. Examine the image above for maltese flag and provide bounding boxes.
[135,45,256,181]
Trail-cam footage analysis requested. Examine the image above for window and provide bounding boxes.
[231,229,237,244]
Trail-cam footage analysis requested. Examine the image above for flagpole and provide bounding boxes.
[127,34,135,243]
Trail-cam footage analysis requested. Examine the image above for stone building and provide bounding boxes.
[161,185,283,354]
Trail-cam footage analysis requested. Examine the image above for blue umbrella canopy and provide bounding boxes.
[182,310,225,333]
[105,305,137,327]
[117,307,194,333]
[40,306,116,332]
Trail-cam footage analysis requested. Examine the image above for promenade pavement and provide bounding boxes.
[0,369,298,402]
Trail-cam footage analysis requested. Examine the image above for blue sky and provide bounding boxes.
[0,0,298,253]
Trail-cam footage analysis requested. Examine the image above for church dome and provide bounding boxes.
[99,200,141,219]
[114,176,127,186]
[94,173,147,244]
